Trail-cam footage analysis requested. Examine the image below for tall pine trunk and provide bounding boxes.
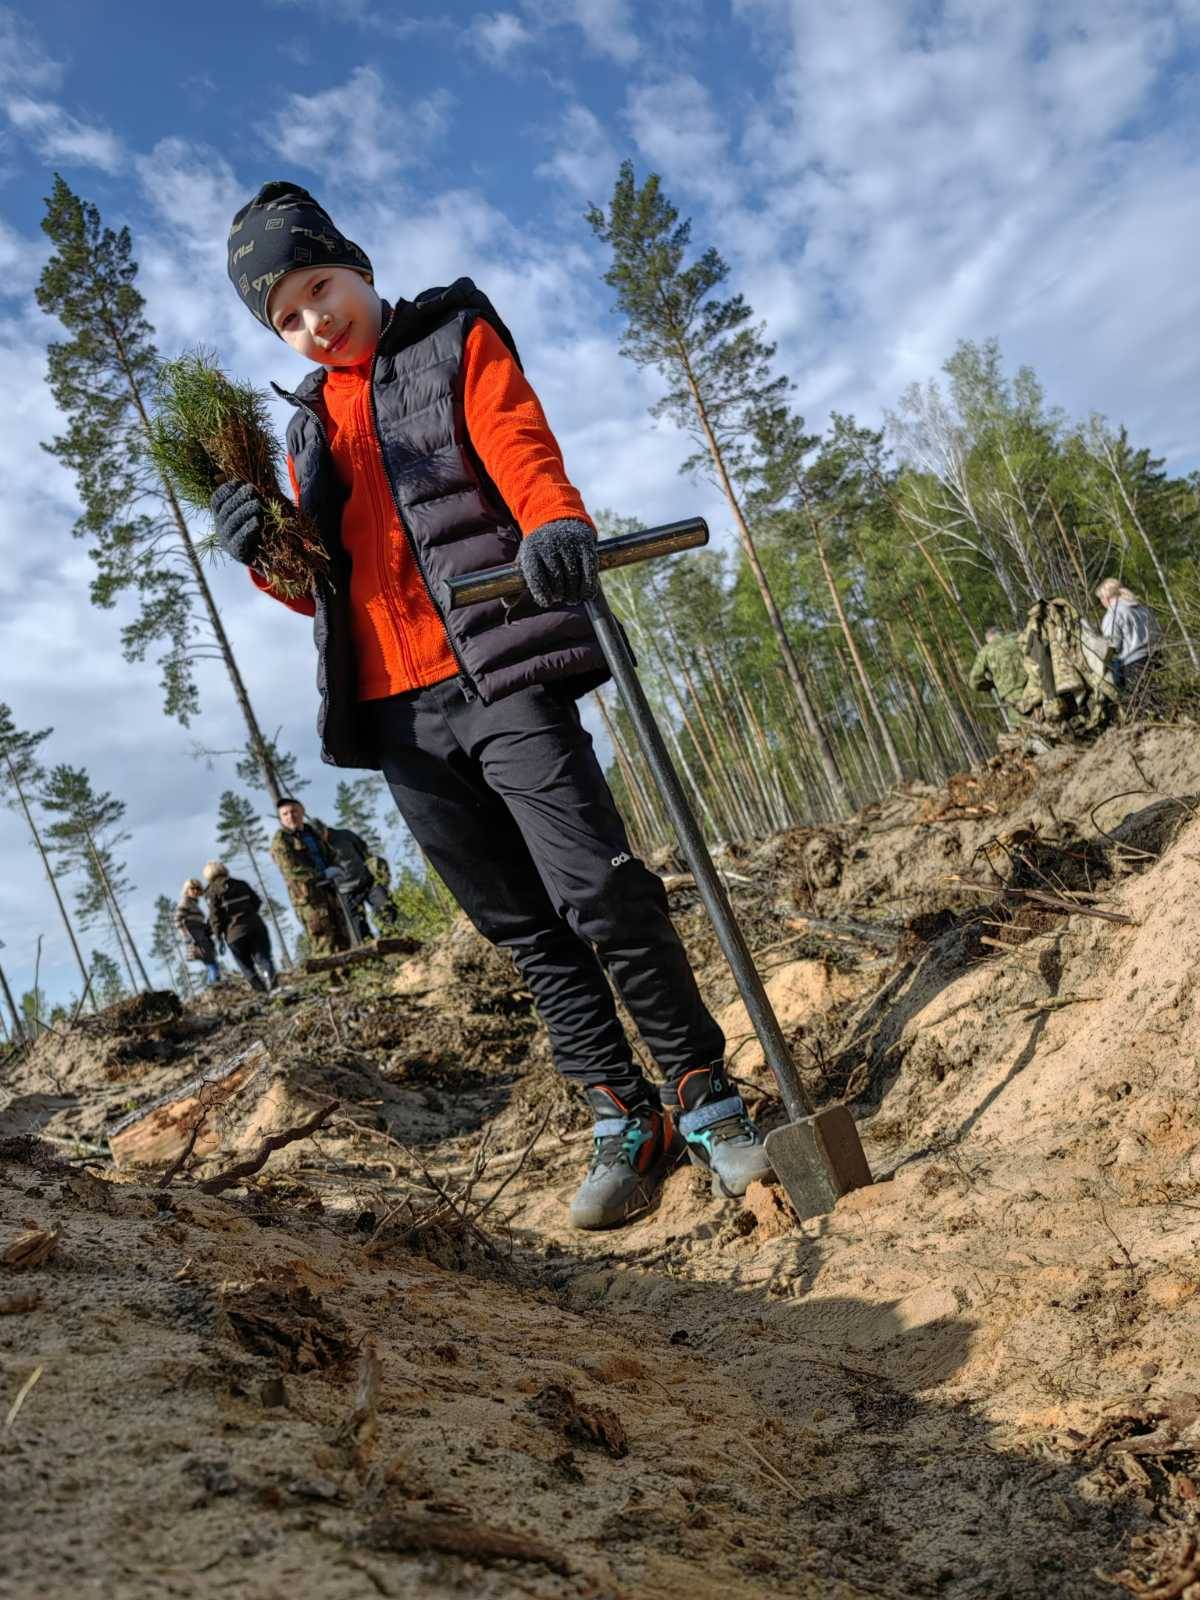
[679,357,850,812]
[104,321,285,802]
[3,752,94,1012]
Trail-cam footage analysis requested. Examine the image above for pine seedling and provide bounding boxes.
[150,349,329,598]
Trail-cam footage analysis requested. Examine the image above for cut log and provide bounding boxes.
[302,936,422,975]
[108,1040,270,1171]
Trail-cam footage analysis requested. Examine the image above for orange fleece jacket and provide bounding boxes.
[255,318,593,701]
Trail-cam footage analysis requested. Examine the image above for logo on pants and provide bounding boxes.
[610,852,631,867]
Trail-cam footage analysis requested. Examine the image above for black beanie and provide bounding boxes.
[227,181,373,332]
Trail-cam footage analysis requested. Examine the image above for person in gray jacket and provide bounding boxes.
[175,879,220,986]
[1097,579,1159,692]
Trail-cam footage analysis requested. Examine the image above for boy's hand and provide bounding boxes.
[211,481,265,565]
[516,519,599,608]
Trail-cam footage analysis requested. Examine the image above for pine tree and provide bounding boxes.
[19,988,48,1037]
[39,765,151,991]
[588,163,849,813]
[748,407,905,784]
[334,776,387,851]
[234,737,305,800]
[215,790,293,966]
[89,949,125,1008]
[35,176,284,801]
[0,703,93,1008]
[151,893,192,995]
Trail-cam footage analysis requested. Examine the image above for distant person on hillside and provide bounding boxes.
[968,626,1027,708]
[174,879,220,986]
[1097,578,1159,694]
[211,181,769,1228]
[327,826,401,939]
[269,798,351,957]
[203,861,276,993]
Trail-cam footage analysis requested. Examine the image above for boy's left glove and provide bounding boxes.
[516,519,599,608]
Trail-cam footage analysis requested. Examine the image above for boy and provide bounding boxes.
[216,182,769,1228]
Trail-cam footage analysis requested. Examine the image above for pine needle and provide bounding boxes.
[150,349,330,599]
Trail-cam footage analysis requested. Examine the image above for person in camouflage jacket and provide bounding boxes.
[269,798,350,957]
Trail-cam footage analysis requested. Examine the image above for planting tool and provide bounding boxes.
[446,518,872,1221]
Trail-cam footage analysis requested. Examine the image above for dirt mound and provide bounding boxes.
[8,722,1200,1595]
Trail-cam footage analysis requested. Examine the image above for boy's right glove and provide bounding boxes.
[211,481,265,566]
[516,519,599,609]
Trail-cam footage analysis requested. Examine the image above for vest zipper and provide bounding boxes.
[367,357,477,698]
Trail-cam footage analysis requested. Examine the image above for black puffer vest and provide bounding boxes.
[274,280,608,770]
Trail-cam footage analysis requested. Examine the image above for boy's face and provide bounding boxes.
[278,802,305,831]
[267,266,382,366]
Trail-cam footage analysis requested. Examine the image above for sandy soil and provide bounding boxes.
[6,723,1200,1598]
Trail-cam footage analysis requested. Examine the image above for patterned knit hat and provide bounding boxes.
[227,181,373,332]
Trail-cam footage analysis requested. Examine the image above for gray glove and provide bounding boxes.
[515,519,599,609]
[211,481,265,566]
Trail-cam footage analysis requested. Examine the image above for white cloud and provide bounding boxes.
[469,10,535,63]
[0,11,123,174]
[627,74,737,207]
[269,65,452,183]
[0,5,61,92]
[536,103,619,200]
[524,0,640,63]
[3,94,123,172]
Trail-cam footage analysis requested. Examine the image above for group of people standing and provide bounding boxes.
[969,578,1161,743]
[173,795,401,993]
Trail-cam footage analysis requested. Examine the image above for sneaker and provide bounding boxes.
[665,1063,772,1199]
[569,1085,685,1231]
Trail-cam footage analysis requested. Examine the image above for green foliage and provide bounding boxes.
[334,777,387,852]
[19,988,48,1034]
[89,949,125,1008]
[235,738,305,799]
[37,176,200,723]
[215,789,270,860]
[389,859,457,942]
[150,349,327,597]
[587,162,787,483]
[151,894,188,993]
[0,703,50,806]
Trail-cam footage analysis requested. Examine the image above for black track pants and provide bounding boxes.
[228,925,274,990]
[368,679,724,1103]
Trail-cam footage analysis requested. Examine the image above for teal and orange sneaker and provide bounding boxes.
[569,1085,685,1231]
[664,1063,771,1199]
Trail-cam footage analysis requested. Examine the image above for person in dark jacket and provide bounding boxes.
[212,182,770,1229]
[203,861,276,993]
[175,879,220,986]
[328,826,400,939]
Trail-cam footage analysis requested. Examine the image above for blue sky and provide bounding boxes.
[1,0,1199,1014]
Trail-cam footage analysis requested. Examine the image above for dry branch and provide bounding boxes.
[196,1098,338,1194]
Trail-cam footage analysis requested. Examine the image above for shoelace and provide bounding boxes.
[590,1116,652,1171]
[702,1109,758,1147]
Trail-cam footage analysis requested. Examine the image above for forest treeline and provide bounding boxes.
[2,165,1196,1028]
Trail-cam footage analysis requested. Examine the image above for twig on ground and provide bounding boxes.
[474,1110,552,1222]
[746,1439,804,1503]
[336,1337,381,1467]
[1003,995,1102,1015]
[196,1098,338,1194]
[4,1364,43,1428]
[1097,1192,1139,1295]
[157,1099,214,1190]
[326,996,344,1047]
